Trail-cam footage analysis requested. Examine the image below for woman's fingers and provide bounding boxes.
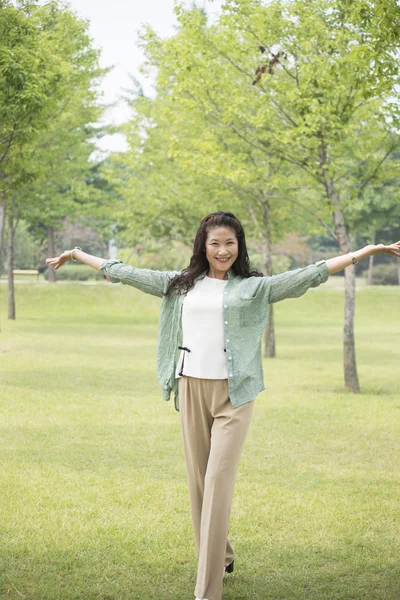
[46,256,62,270]
[388,242,400,256]
[46,251,72,270]
[378,242,400,256]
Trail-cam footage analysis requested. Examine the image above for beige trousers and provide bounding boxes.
[179,376,255,600]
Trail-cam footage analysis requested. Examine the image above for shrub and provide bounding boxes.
[45,264,105,281]
[118,243,189,271]
[369,264,399,285]
[248,253,294,274]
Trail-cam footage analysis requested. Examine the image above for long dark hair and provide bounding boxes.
[166,211,263,295]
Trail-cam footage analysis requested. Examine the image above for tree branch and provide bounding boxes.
[0,126,15,165]
[285,195,337,240]
[244,25,298,82]
[358,146,396,192]
[218,50,255,80]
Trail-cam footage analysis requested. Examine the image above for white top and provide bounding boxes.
[175,276,228,380]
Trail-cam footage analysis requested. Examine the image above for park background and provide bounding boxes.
[1,0,400,599]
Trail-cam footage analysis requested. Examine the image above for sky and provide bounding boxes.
[67,0,224,153]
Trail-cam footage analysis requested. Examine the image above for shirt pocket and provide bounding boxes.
[239,294,265,327]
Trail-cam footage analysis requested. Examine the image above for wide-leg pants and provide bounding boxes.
[178,376,255,600]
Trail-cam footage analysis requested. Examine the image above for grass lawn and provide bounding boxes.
[0,280,399,600]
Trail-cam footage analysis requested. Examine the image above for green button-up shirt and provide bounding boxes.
[100,259,329,411]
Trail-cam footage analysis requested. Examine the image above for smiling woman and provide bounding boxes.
[167,211,263,296]
[206,228,238,274]
[45,211,400,600]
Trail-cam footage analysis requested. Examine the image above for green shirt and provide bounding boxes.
[100,259,329,411]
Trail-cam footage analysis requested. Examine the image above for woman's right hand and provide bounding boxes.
[46,250,73,271]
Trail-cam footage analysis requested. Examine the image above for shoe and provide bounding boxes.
[225,560,234,573]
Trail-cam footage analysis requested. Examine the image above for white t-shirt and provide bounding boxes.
[175,276,228,380]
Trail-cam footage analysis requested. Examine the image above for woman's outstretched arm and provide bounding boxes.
[326,242,400,274]
[46,248,179,298]
[267,240,400,304]
[46,248,103,271]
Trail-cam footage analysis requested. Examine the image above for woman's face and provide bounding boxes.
[205,226,239,278]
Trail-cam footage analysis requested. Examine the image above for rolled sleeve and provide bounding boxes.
[100,259,177,298]
[267,260,329,304]
[315,259,330,285]
[100,259,124,284]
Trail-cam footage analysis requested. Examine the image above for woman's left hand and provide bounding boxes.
[374,241,400,257]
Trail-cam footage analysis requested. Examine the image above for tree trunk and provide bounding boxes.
[343,262,359,392]
[332,202,360,393]
[261,201,276,358]
[264,302,275,358]
[7,209,15,320]
[367,231,376,285]
[0,199,5,277]
[47,226,56,283]
[397,257,400,286]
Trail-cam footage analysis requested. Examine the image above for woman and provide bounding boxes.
[47,211,400,600]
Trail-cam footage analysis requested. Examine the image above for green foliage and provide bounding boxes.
[13,219,42,269]
[370,263,399,285]
[117,241,191,272]
[78,159,125,248]
[43,264,105,281]
[107,5,330,259]
[110,0,400,259]
[248,252,291,274]
[0,0,108,236]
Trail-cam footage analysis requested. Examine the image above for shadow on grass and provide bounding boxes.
[223,539,400,600]
[2,536,400,600]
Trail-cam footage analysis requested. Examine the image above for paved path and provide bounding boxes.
[0,276,370,290]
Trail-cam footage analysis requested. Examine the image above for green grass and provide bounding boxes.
[0,281,399,600]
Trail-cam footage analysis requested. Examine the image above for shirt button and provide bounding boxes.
[226,339,230,343]
[224,304,228,308]
[228,357,232,360]
[229,373,233,377]
[224,321,228,324]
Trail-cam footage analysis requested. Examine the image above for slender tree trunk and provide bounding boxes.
[397,257,400,285]
[264,245,276,357]
[367,231,376,285]
[321,136,359,392]
[331,200,360,393]
[0,199,5,276]
[261,201,276,358]
[264,301,275,358]
[47,226,56,283]
[7,209,15,320]
[342,262,359,392]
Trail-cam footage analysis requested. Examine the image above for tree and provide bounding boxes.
[346,153,400,284]
[131,0,400,391]
[111,16,329,357]
[17,94,108,283]
[0,0,106,315]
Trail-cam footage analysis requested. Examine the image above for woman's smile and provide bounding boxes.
[205,226,239,279]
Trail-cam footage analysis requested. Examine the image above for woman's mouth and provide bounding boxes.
[216,257,230,263]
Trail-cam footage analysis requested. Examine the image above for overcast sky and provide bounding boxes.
[67,0,224,152]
